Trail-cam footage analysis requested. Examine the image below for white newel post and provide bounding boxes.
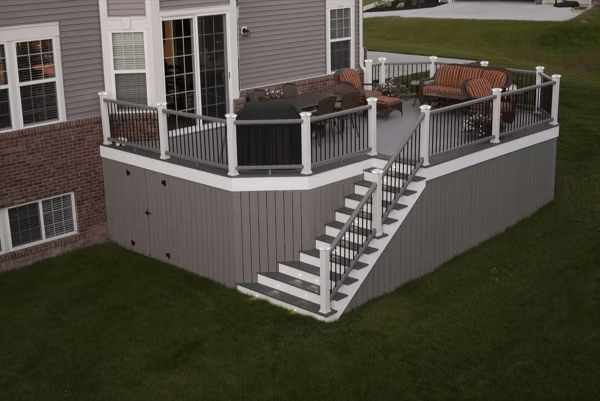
[367,97,378,156]
[419,105,431,166]
[300,112,312,175]
[378,57,386,83]
[319,247,331,314]
[98,92,111,146]
[364,59,373,90]
[480,61,489,67]
[372,169,383,237]
[536,66,545,111]
[429,56,438,78]
[225,113,239,176]
[156,102,170,160]
[551,74,561,125]
[491,88,502,144]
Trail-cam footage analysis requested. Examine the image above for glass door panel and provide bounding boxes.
[197,15,227,119]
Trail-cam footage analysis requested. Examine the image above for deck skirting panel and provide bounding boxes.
[345,138,557,312]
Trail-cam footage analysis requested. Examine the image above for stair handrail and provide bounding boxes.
[329,182,377,298]
[380,115,425,222]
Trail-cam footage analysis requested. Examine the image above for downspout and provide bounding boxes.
[359,0,365,72]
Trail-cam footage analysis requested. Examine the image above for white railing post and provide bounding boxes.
[429,56,438,78]
[536,66,544,112]
[156,102,170,160]
[480,60,489,67]
[491,88,502,144]
[319,247,331,314]
[364,59,373,90]
[551,74,561,125]
[98,92,111,146]
[367,97,378,156]
[300,112,312,175]
[225,113,239,176]
[372,169,383,237]
[378,57,386,83]
[419,105,431,166]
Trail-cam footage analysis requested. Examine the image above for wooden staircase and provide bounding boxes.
[237,164,426,321]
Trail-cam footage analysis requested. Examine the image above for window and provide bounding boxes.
[0,23,65,131]
[112,32,148,105]
[328,7,353,72]
[0,193,76,253]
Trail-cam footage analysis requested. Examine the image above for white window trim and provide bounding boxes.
[0,193,78,255]
[326,4,355,74]
[110,31,150,105]
[0,23,66,133]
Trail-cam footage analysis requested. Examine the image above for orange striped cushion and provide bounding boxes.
[423,85,464,96]
[458,67,483,85]
[436,65,462,88]
[366,90,382,98]
[377,96,401,105]
[465,78,493,98]
[339,69,363,90]
[482,70,507,88]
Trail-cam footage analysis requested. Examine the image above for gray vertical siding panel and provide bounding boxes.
[160,0,229,10]
[292,192,302,257]
[0,1,104,120]
[266,192,278,271]
[108,0,145,17]
[258,192,269,272]
[284,192,294,260]
[249,192,260,280]
[231,192,244,283]
[275,192,286,264]
[346,139,557,312]
[238,0,326,89]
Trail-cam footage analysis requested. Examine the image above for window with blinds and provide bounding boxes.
[3,193,76,251]
[329,8,352,72]
[112,32,147,105]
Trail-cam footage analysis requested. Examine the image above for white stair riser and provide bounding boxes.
[335,212,372,226]
[325,226,369,242]
[257,275,321,304]
[299,252,320,266]
[236,286,335,322]
[345,198,375,210]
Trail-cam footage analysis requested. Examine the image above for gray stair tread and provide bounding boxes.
[336,207,398,225]
[238,282,337,317]
[347,193,406,211]
[260,272,347,301]
[279,261,359,285]
[315,235,378,255]
[326,220,371,236]
[302,249,369,270]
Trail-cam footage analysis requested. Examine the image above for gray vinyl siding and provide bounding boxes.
[160,0,229,10]
[238,0,327,90]
[345,139,557,312]
[102,157,360,287]
[0,0,104,120]
[108,0,145,17]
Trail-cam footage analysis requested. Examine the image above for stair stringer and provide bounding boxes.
[326,177,427,321]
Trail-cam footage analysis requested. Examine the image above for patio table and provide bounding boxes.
[269,92,341,112]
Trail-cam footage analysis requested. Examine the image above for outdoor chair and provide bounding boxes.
[247,89,268,102]
[311,95,337,146]
[339,91,365,138]
[462,78,515,137]
[282,83,299,98]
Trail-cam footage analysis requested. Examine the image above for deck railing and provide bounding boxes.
[310,105,371,168]
[163,108,229,169]
[99,93,379,176]
[500,81,554,135]
[429,95,496,155]
[103,99,160,152]
[380,115,423,222]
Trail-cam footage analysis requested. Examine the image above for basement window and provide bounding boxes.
[0,193,77,253]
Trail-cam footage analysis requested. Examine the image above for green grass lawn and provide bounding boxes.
[2,12,600,401]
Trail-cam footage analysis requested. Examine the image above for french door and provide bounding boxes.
[162,14,228,123]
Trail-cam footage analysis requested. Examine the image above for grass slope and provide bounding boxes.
[1,11,600,400]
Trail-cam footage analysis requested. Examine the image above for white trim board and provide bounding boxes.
[101,125,559,193]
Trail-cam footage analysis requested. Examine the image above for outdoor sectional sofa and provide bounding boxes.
[419,64,513,106]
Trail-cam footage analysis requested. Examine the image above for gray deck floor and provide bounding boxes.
[376,99,421,156]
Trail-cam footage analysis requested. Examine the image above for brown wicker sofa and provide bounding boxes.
[419,64,513,105]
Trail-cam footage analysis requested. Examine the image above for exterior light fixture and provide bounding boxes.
[240,26,251,37]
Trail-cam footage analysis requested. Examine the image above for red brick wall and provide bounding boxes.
[235,74,337,112]
[0,117,108,271]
